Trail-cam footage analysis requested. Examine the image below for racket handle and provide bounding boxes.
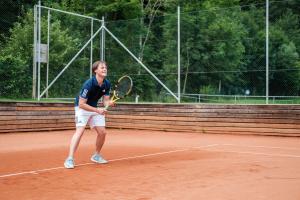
[104,99,116,110]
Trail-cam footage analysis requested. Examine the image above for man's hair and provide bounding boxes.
[92,61,107,74]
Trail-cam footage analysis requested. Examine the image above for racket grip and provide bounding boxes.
[104,104,109,110]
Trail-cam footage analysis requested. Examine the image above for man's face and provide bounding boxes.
[95,63,107,77]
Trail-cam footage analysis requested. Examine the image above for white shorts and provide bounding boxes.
[75,107,105,128]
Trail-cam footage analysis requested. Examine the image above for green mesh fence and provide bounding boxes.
[0,1,299,104]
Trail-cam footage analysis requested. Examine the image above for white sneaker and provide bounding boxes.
[64,157,75,169]
[91,154,108,164]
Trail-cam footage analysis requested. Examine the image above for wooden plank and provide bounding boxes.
[110,107,300,114]
[105,126,300,137]
[113,104,300,110]
[1,117,298,130]
[119,109,300,117]
[14,110,74,116]
[0,110,74,116]
[0,115,73,121]
[16,115,74,120]
[106,122,300,134]
[16,106,74,111]
[0,116,17,121]
[0,118,74,125]
[0,111,16,116]
[108,110,300,119]
[114,103,300,110]
[0,122,75,130]
[107,120,300,132]
[0,126,75,133]
[0,106,16,111]
[106,118,300,129]
[107,114,300,124]
[0,102,17,107]
[16,102,73,107]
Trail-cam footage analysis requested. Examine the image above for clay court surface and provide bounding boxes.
[0,129,300,200]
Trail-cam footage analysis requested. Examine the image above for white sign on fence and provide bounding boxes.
[36,44,48,63]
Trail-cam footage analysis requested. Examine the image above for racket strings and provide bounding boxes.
[115,77,132,98]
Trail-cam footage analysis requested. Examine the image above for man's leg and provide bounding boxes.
[91,126,108,164]
[94,126,106,154]
[68,126,86,158]
[64,126,86,169]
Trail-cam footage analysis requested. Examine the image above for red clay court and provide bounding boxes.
[1,129,300,200]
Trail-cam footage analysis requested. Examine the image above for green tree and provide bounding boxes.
[163,3,247,95]
[269,26,300,96]
[0,8,89,98]
[0,10,34,98]
[240,5,266,95]
[1,0,300,101]
[0,0,37,42]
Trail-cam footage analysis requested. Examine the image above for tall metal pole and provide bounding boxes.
[38,5,102,22]
[90,19,94,78]
[46,10,50,98]
[37,0,41,101]
[32,5,37,99]
[101,16,105,61]
[177,6,181,103]
[266,0,269,104]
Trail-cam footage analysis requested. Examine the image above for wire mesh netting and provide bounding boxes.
[178,4,268,103]
[105,13,178,103]
[0,1,299,104]
[37,8,103,100]
[268,0,300,103]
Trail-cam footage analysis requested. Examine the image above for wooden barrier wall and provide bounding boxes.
[0,102,299,136]
[0,102,74,133]
[107,104,300,137]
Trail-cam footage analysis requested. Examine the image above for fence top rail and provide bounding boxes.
[1,101,300,107]
[37,5,103,22]
[180,93,300,98]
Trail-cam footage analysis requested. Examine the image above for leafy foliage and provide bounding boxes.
[0,0,300,101]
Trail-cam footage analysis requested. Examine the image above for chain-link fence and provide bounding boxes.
[268,0,300,104]
[105,13,179,103]
[104,1,299,104]
[179,4,267,103]
[35,6,103,100]
[0,1,299,104]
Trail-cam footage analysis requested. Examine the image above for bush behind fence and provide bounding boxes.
[0,1,299,104]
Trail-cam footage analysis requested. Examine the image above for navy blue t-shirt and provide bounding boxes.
[75,76,111,107]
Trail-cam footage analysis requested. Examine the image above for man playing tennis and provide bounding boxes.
[64,61,113,169]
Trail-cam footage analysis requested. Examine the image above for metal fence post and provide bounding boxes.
[266,0,269,104]
[177,6,181,103]
[32,5,37,99]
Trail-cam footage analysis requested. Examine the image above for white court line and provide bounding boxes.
[221,144,300,151]
[205,149,300,158]
[0,144,219,179]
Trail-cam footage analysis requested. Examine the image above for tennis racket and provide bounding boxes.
[104,75,133,110]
